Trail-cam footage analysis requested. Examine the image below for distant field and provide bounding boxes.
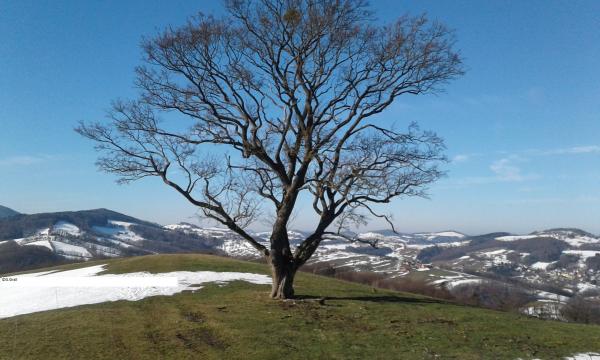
[1,254,599,359]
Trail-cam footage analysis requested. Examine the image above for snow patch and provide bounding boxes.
[495,235,540,242]
[415,231,465,241]
[531,262,553,270]
[50,241,92,258]
[23,240,53,251]
[433,231,466,238]
[53,221,81,236]
[564,353,600,360]
[564,250,600,260]
[0,265,271,319]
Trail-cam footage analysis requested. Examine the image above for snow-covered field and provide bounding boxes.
[564,353,600,360]
[51,241,92,259]
[0,265,271,319]
[53,221,81,236]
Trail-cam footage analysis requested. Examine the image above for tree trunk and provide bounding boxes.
[270,258,296,299]
[269,214,297,299]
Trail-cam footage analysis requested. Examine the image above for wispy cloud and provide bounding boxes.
[452,154,470,163]
[490,157,526,182]
[504,195,600,206]
[0,154,55,167]
[441,142,600,189]
[451,152,484,164]
[444,155,538,187]
[543,145,600,155]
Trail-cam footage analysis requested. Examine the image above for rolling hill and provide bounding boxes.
[1,254,599,359]
[163,224,600,323]
[2,209,599,323]
[0,209,222,274]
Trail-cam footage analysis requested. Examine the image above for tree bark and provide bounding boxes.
[268,222,297,299]
[269,256,296,299]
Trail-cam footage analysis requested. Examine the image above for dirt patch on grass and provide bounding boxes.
[182,311,205,323]
[175,328,226,350]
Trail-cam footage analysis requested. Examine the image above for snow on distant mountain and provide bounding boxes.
[0,210,220,273]
[165,222,600,316]
[164,224,470,276]
[496,228,600,247]
[414,231,466,241]
[414,228,600,318]
[3,209,600,317]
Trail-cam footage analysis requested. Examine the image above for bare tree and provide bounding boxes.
[77,0,463,299]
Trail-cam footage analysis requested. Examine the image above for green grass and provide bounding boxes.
[1,254,599,359]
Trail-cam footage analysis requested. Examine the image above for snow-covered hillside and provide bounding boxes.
[166,223,600,317]
[3,208,600,318]
[3,220,151,260]
[165,223,470,275]
[0,210,220,272]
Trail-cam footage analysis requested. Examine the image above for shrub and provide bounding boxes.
[561,296,600,325]
[586,254,600,271]
[548,254,580,270]
[0,241,74,274]
[507,238,568,263]
[300,263,453,300]
[451,281,535,312]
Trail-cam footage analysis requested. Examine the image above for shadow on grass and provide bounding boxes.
[293,294,447,305]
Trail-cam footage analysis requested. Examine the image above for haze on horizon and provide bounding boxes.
[1,0,599,235]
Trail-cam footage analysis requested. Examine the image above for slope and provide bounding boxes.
[0,209,222,274]
[0,205,19,219]
[0,254,599,359]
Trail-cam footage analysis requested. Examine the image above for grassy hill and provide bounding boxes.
[1,254,600,359]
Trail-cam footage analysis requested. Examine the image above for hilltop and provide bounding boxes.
[0,205,19,219]
[1,254,599,359]
[169,224,600,315]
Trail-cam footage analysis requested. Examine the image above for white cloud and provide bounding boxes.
[452,154,470,163]
[544,145,600,155]
[490,157,526,182]
[504,196,600,205]
[445,156,538,187]
[0,154,54,167]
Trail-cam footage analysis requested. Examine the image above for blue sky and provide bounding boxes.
[1,0,599,234]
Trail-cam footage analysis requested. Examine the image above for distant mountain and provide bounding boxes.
[0,205,19,219]
[165,223,471,274]
[0,209,223,274]
[165,223,600,316]
[4,209,600,316]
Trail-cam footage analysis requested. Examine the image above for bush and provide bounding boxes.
[488,263,520,277]
[507,238,568,263]
[561,296,600,325]
[586,254,600,271]
[300,263,453,300]
[548,254,580,270]
[451,281,535,312]
[417,240,502,262]
[0,241,74,274]
[416,246,444,262]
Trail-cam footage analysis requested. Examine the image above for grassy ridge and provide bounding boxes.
[1,254,599,359]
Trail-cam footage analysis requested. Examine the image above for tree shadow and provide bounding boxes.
[293,294,447,305]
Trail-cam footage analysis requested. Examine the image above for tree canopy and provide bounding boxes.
[77,0,463,298]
